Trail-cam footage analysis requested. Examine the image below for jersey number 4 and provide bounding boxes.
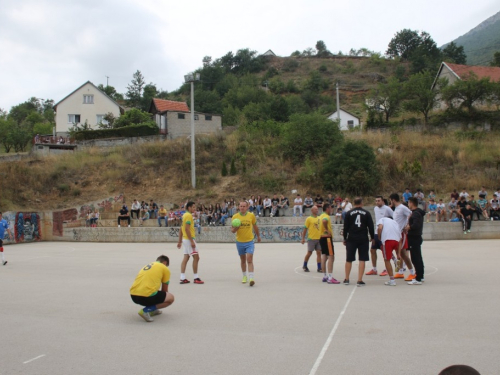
[355,215,361,227]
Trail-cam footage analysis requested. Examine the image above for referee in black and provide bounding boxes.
[343,197,375,286]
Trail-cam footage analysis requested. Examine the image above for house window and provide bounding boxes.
[347,120,354,129]
[83,95,94,104]
[96,115,108,125]
[194,114,199,120]
[205,115,212,121]
[178,113,185,119]
[68,114,81,123]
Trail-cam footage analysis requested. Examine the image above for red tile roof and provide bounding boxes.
[445,62,500,82]
[152,98,189,113]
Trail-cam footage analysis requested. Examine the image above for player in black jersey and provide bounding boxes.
[342,197,375,286]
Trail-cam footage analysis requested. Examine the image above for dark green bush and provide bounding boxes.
[74,123,159,141]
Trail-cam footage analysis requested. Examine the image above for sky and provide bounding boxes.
[0,0,499,111]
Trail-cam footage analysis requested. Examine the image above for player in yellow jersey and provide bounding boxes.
[177,201,204,284]
[130,255,175,322]
[319,203,340,284]
[301,205,322,272]
[231,201,261,286]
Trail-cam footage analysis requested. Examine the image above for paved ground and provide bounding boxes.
[0,240,498,375]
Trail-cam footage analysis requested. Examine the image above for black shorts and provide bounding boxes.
[370,234,382,250]
[0,239,3,247]
[131,291,167,307]
[320,237,334,256]
[346,240,369,262]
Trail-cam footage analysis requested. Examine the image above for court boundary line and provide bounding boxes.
[309,286,357,375]
[23,354,46,364]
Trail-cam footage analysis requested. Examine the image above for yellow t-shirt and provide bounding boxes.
[320,212,333,238]
[232,212,256,243]
[130,262,170,297]
[158,208,167,217]
[304,215,321,240]
[182,212,196,240]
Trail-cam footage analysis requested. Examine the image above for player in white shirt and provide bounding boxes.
[389,193,416,281]
[366,196,395,276]
[377,217,401,286]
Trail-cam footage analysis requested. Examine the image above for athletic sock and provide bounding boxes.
[0,248,4,262]
[372,267,377,272]
[317,262,321,270]
[180,273,186,280]
[249,272,254,279]
[242,272,247,277]
[390,276,395,280]
[328,273,332,279]
[303,261,307,268]
[143,305,157,313]
[194,274,199,279]
[399,269,404,274]
[410,269,415,275]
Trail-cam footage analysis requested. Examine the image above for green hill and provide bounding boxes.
[445,10,500,65]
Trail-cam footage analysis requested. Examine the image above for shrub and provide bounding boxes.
[221,161,228,176]
[73,123,159,140]
[230,158,237,175]
[318,64,327,72]
[283,59,299,72]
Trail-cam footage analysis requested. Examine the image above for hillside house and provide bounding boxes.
[261,49,277,57]
[327,108,361,130]
[54,81,124,136]
[149,98,222,139]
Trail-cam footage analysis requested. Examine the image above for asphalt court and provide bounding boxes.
[0,240,499,375]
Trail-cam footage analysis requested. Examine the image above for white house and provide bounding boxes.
[261,49,276,57]
[54,81,124,135]
[327,108,361,130]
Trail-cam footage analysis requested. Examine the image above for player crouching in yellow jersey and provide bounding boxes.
[130,255,175,322]
[177,201,204,284]
[231,201,261,286]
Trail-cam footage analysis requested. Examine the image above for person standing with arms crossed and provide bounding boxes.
[343,198,375,286]
[406,197,425,285]
[0,212,13,265]
[319,203,339,284]
[231,201,261,286]
[177,201,204,284]
[301,205,322,273]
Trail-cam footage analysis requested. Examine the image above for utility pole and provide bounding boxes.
[184,73,201,189]
[106,76,109,87]
[336,82,340,124]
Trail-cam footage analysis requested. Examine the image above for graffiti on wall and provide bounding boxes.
[14,212,41,243]
[53,208,78,236]
[79,194,125,218]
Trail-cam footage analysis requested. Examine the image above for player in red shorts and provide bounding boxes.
[376,217,401,286]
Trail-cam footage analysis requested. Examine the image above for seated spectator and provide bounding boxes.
[248,195,256,213]
[214,203,223,225]
[478,186,488,199]
[131,199,141,219]
[459,188,469,200]
[326,193,334,205]
[293,194,303,217]
[35,134,40,143]
[174,209,182,226]
[271,194,280,217]
[279,195,289,216]
[490,194,500,219]
[450,189,459,201]
[468,195,481,220]
[341,198,352,222]
[402,188,412,203]
[314,194,324,212]
[117,205,131,227]
[303,194,314,214]
[255,195,263,217]
[207,204,214,226]
[263,196,272,217]
[437,199,447,222]
[457,196,467,211]
[157,205,168,227]
[149,200,158,219]
[139,210,150,226]
[459,203,474,234]
[447,197,459,220]
[425,190,436,212]
[167,208,176,226]
[91,209,99,227]
[335,204,343,224]
[477,194,489,219]
[427,199,437,222]
[334,194,343,209]
[85,210,92,227]
[140,205,149,220]
[414,189,424,209]
[220,205,229,226]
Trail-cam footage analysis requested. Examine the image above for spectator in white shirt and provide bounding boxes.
[131,199,141,219]
[341,198,352,223]
[263,196,272,217]
[293,194,303,217]
[459,188,469,200]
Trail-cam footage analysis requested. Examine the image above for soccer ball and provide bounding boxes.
[232,218,242,227]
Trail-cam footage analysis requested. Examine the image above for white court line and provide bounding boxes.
[23,354,46,364]
[309,286,357,375]
[425,265,438,276]
[294,267,322,279]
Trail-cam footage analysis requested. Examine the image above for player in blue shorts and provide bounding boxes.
[0,212,13,266]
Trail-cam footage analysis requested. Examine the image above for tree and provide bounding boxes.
[442,42,467,64]
[386,29,422,59]
[322,140,379,196]
[230,158,237,175]
[221,161,228,176]
[113,108,155,128]
[126,70,145,108]
[441,73,494,113]
[491,51,500,67]
[367,77,404,123]
[141,83,158,111]
[315,40,331,57]
[404,71,443,126]
[408,32,441,73]
[98,84,124,101]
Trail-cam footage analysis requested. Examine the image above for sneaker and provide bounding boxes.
[317,269,323,273]
[380,270,388,276]
[249,278,255,287]
[421,278,425,282]
[194,278,204,284]
[343,279,349,285]
[138,310,153,322]
[407,279,422,285]
[150,310,162,317]
[405,274,416,281]
[357,281,366,287]
[394,273,405,279]
[327,278,340,284]
[128,225,130,227]
[464,231,467,235]
[467,230,471,233]
[118,225,121,227]
[242,275,248,283]
[384,280,396,286]
[365,269,378,275]
[179,279,190,284]
[303,266,310,272]
[2,261,7,266]
[322,276,328,282]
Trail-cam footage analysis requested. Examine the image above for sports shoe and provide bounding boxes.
[322,276,328,282]
[327,278,340,284]
[317,269,323,273]
[365,269,378,275]
[2,261,7,266]
[394,273,405,279]
[384,280,396,286]
[118,225,121,227]
[242,276,248,283]
[421,278,425,282]
[464,231,467,235]
[343,279,349,285]
[405,274,416,281]
[467,230,471,233]
[138,310,153,322]
[357,281,366,287]
[380,270,388,276]
[150,310,162,317]
[303,266,310,272]
[179,279,190,284]
[407,279,422,285]
[249,278,255,287]
[194,278,204,284]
